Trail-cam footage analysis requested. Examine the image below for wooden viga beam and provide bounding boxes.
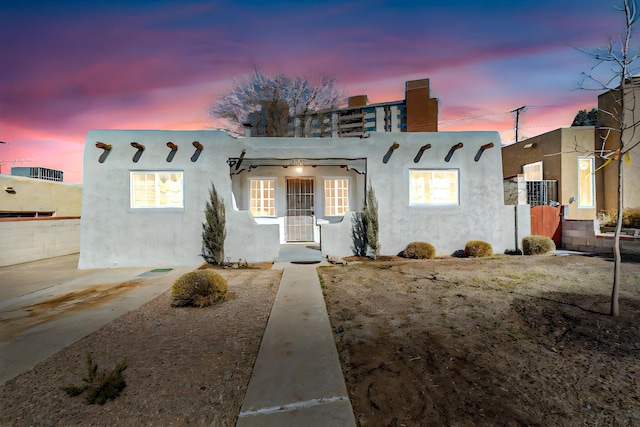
[130,142,145,163]
[191,141,203,162]
[166,142,178,162]
[445,142,463,162]
[383,142,400,164]
[474,142,494,162]
[413,144,432,163]
[96,141,112,163]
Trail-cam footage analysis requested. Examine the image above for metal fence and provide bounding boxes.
[526,180,558,206]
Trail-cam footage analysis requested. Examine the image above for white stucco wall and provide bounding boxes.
[79,130,530,268]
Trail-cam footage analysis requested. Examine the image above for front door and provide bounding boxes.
[285,178,314,242]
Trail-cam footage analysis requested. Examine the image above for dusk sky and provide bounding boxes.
[0,0,631,183]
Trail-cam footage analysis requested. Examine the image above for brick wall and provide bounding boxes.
[562,217,640,254]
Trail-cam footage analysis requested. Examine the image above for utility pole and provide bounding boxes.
[511,106,526,142]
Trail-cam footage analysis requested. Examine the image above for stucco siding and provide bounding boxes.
[80,130,528,268]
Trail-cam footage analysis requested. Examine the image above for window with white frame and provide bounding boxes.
[324,179,350,216]
[522,161,543,181]
[130,171,184,208]
[410,170,459,205]
[578,157,595,208]
[250,179,275,216]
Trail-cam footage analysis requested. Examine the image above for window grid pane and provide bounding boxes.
[250,179,275,217]
[131,172,183,208]
[410,170,458,205]
[324,179,349,216]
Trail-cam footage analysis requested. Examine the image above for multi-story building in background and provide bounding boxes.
[248,77,439,138]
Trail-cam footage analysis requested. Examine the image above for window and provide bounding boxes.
[324,179,350,216]
[410,170,459,205]
[578,157,595,208]
[250,179,275,216]
[130,172,183,208]
[522,161,543,181]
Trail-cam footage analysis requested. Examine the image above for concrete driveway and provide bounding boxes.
[0,253,196,384]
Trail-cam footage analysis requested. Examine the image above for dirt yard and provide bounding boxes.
[1,254,639,426]
[319,254,640,427]
[0,268,281,427]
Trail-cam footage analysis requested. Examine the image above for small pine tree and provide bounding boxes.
[201,184,226,265]
[363,184,380,259]
[350,212,367,256]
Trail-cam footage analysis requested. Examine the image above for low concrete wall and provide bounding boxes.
[0,217,81,267]
[562,217,640,254]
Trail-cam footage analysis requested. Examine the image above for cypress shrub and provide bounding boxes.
[201,184,226,266]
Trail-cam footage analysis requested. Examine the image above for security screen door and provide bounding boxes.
[285,178,315,241]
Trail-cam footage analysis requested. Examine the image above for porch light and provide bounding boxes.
[296,167,303,173]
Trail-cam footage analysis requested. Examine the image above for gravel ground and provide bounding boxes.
[0,268,281,427]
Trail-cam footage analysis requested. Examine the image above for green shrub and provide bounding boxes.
[171,270,227,307]
[464,240,493,257]
[61,353,127,405]
[401,242,436,259]
[522,235,556,255]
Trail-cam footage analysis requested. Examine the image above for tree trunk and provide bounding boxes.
[611,157,623,317]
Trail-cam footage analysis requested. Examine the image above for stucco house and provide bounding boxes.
[79,130,530,268]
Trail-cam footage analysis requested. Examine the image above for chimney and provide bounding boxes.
[405,78,438,132]
[347,95,369,107]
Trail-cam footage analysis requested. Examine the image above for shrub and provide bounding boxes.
[401,242,436,259]
[598,208,640,228]
[171,270,227,307]
[464,240,493,257]
[522,235,556,255]
[60,353,127,405]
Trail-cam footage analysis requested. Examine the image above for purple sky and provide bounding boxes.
[0,0,629,183]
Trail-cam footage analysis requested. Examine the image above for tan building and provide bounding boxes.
[597,77,640,210]
[0,171,82,266]
[502,126,598,220]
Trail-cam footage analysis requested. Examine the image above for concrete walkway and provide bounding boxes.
[236,264,356,426]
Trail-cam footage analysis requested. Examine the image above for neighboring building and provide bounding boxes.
[597,77,640,210]
[0,173,81,217]
[10,166,64,182]
[0,173,82,266]
[79,130,529,268]
[249,78,439,138]
[502,126,598,220]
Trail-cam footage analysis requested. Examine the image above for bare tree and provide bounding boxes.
[579,0,640,316]
[209,68,344,137]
